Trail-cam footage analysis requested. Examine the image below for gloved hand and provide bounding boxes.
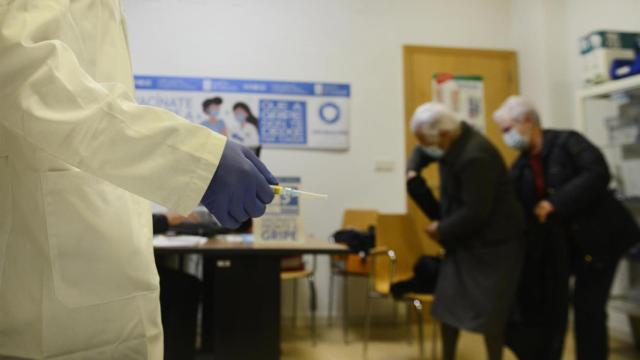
[201,140,278,229]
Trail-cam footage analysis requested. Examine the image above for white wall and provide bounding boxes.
[510,0,573,128]
[122,0,514,320]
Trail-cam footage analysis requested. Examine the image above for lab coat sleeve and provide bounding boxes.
[0,2,226,214]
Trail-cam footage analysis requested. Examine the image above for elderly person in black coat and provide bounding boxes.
[406,102,525,360]
[493,96,640,360]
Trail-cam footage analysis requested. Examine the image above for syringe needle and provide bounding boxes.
[270,185,328,200]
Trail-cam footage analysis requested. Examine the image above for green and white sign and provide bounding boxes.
[432,73,486,133]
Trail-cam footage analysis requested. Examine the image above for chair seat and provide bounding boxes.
[374,279,391,295]
[404,293,435,304]
[280,269,313,281]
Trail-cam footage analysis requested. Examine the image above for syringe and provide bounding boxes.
[270,185,328,200]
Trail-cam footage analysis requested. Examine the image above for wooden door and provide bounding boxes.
[403,45,519,252]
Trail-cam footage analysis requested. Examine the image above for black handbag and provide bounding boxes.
[391,255,441,299]
[332,226,376,258]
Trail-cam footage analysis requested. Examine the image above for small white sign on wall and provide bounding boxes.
[253,177,304,243]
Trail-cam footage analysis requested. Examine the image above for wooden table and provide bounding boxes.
[155,237,349,360]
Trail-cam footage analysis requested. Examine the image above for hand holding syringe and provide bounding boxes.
[270,185,328,200]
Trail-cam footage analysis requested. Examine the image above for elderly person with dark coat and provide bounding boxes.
[406,102,525,360]
[493,96,640,360]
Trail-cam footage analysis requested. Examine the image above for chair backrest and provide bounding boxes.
[338,209,379,275]
[373,213,441,292]
[341,209,379,231]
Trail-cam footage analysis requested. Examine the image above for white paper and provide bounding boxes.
[153,235,208,247]
[217,234,255,243]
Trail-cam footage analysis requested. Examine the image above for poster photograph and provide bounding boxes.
[134,75,351,150]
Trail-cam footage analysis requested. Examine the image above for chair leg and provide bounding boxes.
[328,271,335,327]
[405,301,413,345]
[392,300,398,325]
[413,299,425,360]
[342,273,349,344]
[308,275,317,346]
[363,294,373,357]
[292,280,298,328]
[431,318,439,360]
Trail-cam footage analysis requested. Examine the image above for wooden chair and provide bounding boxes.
[363,213,441,360]
[404,293,439,360]
[328,209,379,344]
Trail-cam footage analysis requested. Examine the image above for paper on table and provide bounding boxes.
[153,235,208,247]
[216,234,255,243]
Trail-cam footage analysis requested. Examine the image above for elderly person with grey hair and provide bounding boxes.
[406,102,524,360]
[493,96,640,360]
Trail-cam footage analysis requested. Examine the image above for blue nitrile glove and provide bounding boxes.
[201,141,278,229]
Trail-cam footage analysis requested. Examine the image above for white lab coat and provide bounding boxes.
[0,1,226,359]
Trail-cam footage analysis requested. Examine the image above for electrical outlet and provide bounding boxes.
[374,159,395,172]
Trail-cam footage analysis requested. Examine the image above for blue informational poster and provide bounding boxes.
[134,75,350,150]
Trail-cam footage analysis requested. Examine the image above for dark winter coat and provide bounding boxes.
[511,130,639,264]
[407,122,524,333]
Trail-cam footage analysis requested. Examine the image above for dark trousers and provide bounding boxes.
[158,265,201,360]
[572,256,618,360]
[506,223,570,360]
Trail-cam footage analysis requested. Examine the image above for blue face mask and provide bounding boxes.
[421,145,445,159]
[208,109,220,118]
[503,127,530,150]
[234,113,247,123]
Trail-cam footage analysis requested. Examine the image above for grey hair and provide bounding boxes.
[410,102,461,136]
[493,95,540,126]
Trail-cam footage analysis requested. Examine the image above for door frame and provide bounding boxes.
[402,45,520,254]
[403,44,519,158]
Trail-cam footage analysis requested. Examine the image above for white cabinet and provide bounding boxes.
[575,74,640,344]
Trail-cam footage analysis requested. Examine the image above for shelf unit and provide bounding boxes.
[578,74,640,99]
[575,73,640,345]
[575,74,640,130]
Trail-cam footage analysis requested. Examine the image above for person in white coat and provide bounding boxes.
[0,1,276,359]
[229,102,260,149]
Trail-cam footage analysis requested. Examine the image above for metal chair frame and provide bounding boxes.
[282,255,318,345]
[327,252,370,344]
[362,247,440,360]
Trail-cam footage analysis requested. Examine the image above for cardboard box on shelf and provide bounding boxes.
[580,30,640,85]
